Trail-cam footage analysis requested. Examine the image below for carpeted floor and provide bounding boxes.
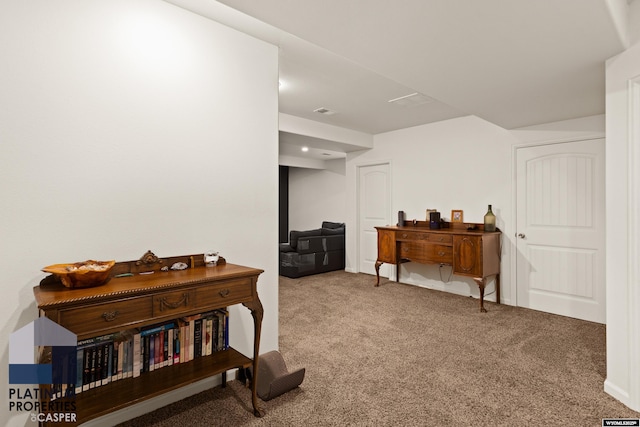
[118,271,640,426]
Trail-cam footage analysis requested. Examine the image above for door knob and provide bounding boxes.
[518,233,526,239]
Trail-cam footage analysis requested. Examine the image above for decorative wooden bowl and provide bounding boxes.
[42,260,115,289]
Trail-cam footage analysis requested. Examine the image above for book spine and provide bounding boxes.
[75,348,84,395]
[101,342,111,386]
[154,333,161,370]
[127,336,134,378]
[163,330,169,367]
[173,326,180,365]
[224,310,229,350]
[82,347,91,392]
[117,341,124,380]
[205,317,213,356]
[217,310,225,352]
[89,346,98,389]
[212,315,219,352]
[167,329,174,366]
[143,335,150,373]
[194,319,202,359]
[188,319,195,362]
[133,333,141,378]
[179,324,186,364]
[149,334,155,372]
[111,341,119,382]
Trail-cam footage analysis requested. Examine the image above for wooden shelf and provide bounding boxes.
[75,348,251,422]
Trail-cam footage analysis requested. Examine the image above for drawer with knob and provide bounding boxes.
[195,278,254,308]
[397,232,453,244]
[425,234,453,244]
[58,297,152,336]
[423,244,453,263]
[398,232,427,241]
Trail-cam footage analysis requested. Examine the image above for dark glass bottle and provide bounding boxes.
[484,205,496,232]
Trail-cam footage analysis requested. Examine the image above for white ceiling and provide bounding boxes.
[166,0,631,161]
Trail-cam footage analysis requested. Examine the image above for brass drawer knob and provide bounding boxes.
[102,310,119,322]
[219,289,230,297]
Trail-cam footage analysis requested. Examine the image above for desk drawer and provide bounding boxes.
[195,278,253,308]
[400,242,452,264]
[153,289,197,316]
[423,244,453,263]
[59,297,152,335]
[398,232,452,244]
[398,232,427,241]
[426,234,452,244]
[400,242,424,259]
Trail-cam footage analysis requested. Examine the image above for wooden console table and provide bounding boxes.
[375,223,501,312]
[33,253,264,425]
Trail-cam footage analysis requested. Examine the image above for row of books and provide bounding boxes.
[72,309,229,395]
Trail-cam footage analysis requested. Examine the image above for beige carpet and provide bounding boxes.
[119,271,640,426]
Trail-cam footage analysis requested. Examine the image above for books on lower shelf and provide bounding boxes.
[69,309,229,395]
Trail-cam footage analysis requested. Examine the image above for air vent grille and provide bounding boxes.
[313,107,337,115]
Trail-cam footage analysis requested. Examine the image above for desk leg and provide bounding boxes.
[473,278,488,313]
[242,296,265,417]
[496,274,501,305]
[374,261,383,286]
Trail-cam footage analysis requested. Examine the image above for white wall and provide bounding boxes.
[287,160,347,233]
[343,114,606,306]
[0,1,279,426]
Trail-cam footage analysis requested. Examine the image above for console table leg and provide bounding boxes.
[243,296,265,417]
[374,261,383,286]
[473,278,488,313]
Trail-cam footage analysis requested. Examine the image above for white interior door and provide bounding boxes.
[516,139,605,323]
[358,163,390,275]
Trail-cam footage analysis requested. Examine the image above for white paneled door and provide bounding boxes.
[358,163,390,276]
[516,139,605,323]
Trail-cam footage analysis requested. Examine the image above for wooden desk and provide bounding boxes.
[34,255,264,425]
[375,223,501,312]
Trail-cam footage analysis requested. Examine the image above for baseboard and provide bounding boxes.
[604,379,631,409]
[78,371,230,426]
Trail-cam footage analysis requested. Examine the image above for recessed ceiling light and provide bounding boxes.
[301,147,309,152]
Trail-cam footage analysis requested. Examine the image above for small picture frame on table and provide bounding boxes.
[451,210,464,223]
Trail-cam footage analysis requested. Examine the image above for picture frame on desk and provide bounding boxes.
[451,210,464,223]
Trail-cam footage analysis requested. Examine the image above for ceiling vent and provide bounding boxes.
[388,92,434,107]
[313,107,337,115]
